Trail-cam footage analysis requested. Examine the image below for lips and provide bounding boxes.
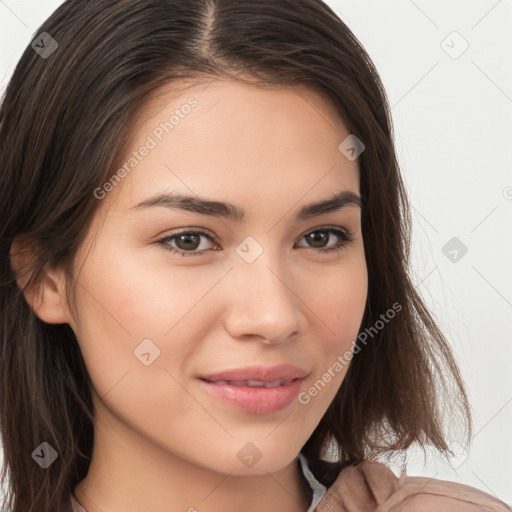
[206,379,287,388]
[199,364,308,386]
[197,364,309,413]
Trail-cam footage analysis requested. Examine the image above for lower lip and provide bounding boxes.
[197,378,305,414]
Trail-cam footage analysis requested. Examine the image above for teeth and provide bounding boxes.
[235,380,264,387]
[210,379,287,387]
[261,379,286,388]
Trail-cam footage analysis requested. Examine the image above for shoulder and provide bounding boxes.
[304,456,512,512]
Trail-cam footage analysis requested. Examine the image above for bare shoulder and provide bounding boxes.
[315,460,512,512]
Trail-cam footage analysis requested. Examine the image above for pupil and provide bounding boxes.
[178,234,200,250]
[308,231,327,248]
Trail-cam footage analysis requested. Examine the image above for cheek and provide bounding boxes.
[69,246,226,454]
[304,253,368,348]
[297,254,367,404]
[73,238,224,337]
[69,242,220,390]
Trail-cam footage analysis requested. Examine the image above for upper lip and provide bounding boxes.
[199,364,308,383]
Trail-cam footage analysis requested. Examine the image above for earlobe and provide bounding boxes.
[10,238,71,325]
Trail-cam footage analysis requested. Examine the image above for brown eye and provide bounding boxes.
[296,227,353,254]
[157,230,217,257]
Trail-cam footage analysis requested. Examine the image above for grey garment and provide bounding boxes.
[69,454,328,512]
[298,452,328,511]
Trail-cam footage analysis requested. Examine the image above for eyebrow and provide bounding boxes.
[130,189,363,222]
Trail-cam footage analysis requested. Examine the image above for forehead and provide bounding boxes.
[102,77,360,214]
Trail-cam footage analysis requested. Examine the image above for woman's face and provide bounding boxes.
[67,78,367,476]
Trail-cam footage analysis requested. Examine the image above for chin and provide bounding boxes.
[195,445,300,476]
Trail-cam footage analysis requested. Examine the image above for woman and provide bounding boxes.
[0,1,510,511]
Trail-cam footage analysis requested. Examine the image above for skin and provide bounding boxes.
[20,78,368,512]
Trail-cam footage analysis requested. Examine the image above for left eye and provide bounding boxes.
[155,227,354,257]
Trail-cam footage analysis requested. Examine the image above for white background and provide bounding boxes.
[1,0,511,505]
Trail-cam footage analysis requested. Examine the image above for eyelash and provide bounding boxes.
[155,226,354,257]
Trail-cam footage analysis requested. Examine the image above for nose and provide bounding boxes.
[223,256,303,345]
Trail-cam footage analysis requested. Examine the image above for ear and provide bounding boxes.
[10,237,71,325]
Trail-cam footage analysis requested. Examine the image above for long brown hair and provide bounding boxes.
[0,0,472,510]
